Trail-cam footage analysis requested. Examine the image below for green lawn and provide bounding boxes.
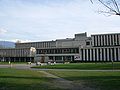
[47,70,120,90]
[0,68,120,90]
[0,68,63,90]
[32,62,120,70]
[1,62,120,90]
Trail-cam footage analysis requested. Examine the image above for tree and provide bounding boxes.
[90,0,120,16]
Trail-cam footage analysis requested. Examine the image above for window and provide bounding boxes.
[86,42,90,45]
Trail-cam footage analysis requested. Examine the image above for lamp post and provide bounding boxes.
[111,48,114,70]
[111,59,114,70]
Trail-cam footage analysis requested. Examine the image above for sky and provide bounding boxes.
[0,0,120,42]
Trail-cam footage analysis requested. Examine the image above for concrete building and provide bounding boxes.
[0,47,35,62]
[79,33,120,62]
[0,32,120,62]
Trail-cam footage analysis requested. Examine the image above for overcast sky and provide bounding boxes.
[0,0,120,42]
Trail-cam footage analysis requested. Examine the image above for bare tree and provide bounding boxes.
[90,0,120,16]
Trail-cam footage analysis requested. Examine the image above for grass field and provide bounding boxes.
[47,70,120,90]
[32,62,120,70]
[0,68,120,90]
[1,63,120,90]
[0,68,63,90]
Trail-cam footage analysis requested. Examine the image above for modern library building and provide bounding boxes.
[0,32,120,62]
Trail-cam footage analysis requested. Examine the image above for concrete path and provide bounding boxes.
[0,64,35,69]
[39,71,94,90]
[1,64,120,72]
[31,68,120,72]
[0,65,11,68]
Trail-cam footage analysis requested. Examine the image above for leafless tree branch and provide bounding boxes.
[90,0,120,16]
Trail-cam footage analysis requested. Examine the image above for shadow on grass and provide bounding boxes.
[0,82,60,90]
[0,76,50,80]
[63,76,120,80]
[0,76,63,90]
[62,76,120,90]
[32,63,120,70]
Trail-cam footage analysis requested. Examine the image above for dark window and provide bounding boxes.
[102,35,104,46]
[116,48,118,61]
[109,48,111,61]
[55,56,62,61]
[112,48,114,61]
[55,49,57,53]
[76,48,79,53]
[91,49,93,61]
[108,35,110,46]
[88,49,90,61]
[36,49,39,54]
[85,49,87,61]
[96,36,98,46]
[102,48,104,61]
[49,56,53,60]
[114,35,116,46]
[117,34,119,45]
[99,36,101,46]
[95,49,97,61]
[111,35,113,46]
[86,42,90,45]
[81,49,83,61]
[105,35,107,46]
[98,48,100,61]
[94,36,96,46]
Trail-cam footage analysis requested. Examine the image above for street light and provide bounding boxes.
[111,59,114,70]
[111,48,114,70]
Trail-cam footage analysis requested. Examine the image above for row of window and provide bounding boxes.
[0,57,34,62]
[0,49,29,57]
[93,34,120,46]
[36,48,79,54]
[16,42,56,48]
[49,56,74,61]
[81,48,119,61]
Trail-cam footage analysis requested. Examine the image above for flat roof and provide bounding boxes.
[91,33,120,36]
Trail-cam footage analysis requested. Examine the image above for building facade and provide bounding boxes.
[0,48,34,62]
[79,33,120,62]
[0,32,120,62]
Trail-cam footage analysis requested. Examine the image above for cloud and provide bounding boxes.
[0,0,120,42]
[11,39,33,43]
[0,28,7,34]
[0,0,89,19]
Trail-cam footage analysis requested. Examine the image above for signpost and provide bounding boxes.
[74,55,81,61]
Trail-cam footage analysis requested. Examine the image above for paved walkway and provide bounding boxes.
[1,64,120,72]
[0,64,34,69]
[31,68,120,72]
[38,71,94,90]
